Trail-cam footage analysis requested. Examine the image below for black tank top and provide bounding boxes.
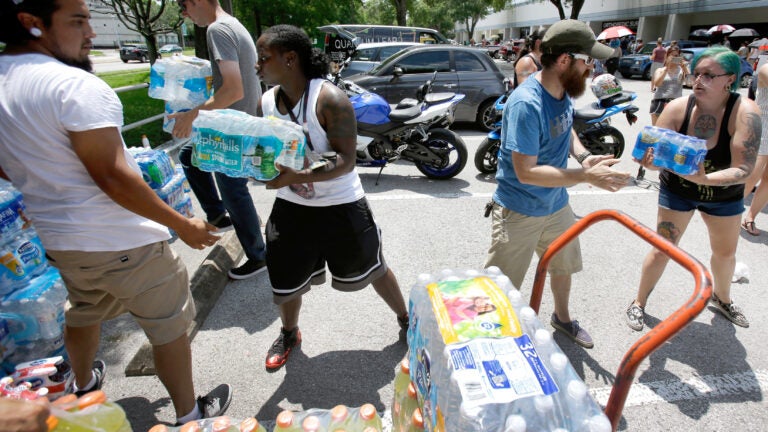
[512,54,543,88]
[660,93,744,202]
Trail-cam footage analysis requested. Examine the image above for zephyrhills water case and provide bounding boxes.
[191,110,306,181]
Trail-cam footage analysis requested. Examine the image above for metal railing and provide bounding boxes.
[528,209,713,431]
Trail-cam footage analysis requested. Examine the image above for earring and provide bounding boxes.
[29,27,42,38]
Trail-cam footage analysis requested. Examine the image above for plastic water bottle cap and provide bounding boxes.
[504,415,527,432]
[330,405,349,422]
[506,289,522,303]
[550,352,569,371]
[567,380,588,400]
[412,407,424,428]
[485,266,501,275]
[276,410,294,427]
[588,414,613,432]
[400,357,410,374]
[407,382,417,399]
[359,403,376,420]
[534,395,554,413]
[238,418,260,432]
[302,415,320,431]
[520,307,536,321]
[534,328,552,345]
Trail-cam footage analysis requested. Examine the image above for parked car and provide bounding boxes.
[159,44,183,55]
[341,42,419,77]
[618,40,707,80]
[119,44,149,63]
[681,47,754,88]
[346,45,506,130]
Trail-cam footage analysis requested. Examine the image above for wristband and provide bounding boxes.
[576,151,592,165]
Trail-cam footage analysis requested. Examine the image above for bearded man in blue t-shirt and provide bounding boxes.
[485,20,630,349]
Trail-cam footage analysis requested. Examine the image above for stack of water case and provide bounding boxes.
[129,148,194,219]
[0,181,69,385]
[401,268,611,432]
[148,55,213,134]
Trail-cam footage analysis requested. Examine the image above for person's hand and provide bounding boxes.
[633,147,660,171]
[0,397,51,432]
[169,109,200,139]
[174,217,221,250]
[581,153,614,168]
[584,158,630,192]
[265,163,302,190]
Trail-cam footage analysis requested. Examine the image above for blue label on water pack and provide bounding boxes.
[449,345,477,370]
[196,128,245,172]
[515,334,558,395]
[482,359,511,389]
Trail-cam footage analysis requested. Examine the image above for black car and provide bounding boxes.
[347,45,506,130]
[120,44,149,63]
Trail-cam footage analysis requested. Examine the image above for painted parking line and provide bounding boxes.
[589,369,768,408]
[365,187,656,201]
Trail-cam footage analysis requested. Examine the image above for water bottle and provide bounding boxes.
[48,389,132,432]
[632,126,666,161]
[351,403,382,431]
[133,150,176,189]
[328,404,351,430]
[155,172,186,208]
[191,110,305,181]
[173,196,194,218]
[141,134,151,149]
[1,267,65,342]
[0,229,48,295]
[407,268,609,431]
[149,56,212,104]
[0,184,30,242]
[0,318,17,364]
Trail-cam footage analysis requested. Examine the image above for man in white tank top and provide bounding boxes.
[254,25,409,371]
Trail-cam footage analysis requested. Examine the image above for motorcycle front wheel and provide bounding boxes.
[474,136,500,174]
[583,126,625,158]
[414,129,468,179]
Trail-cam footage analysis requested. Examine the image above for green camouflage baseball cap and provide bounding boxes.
[541,20,614,60]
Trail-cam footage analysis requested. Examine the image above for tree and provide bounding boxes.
[436,0,507,43]
[99,0,183,63]
[234,0,360,41]
[548,0,585,19]
[391,0,408,26]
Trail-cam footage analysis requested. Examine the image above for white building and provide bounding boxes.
[460,0,768,45]
[88,1,179,48]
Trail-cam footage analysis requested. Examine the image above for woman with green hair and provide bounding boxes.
[625,46,761,330]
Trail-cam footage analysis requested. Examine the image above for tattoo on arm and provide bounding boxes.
[693,114,717,139]
[740,112,761,171]
[657,221,681,243]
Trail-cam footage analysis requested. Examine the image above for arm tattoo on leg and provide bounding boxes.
[657,221,681,243]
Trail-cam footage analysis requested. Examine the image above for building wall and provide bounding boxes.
[459,0,768,44]
[88,1,178,49]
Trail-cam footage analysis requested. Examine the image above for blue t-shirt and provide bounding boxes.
[493,75,573,217]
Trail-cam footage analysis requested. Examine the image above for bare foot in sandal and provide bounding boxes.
[742,220,760,236]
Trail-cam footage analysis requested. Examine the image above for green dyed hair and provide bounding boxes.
[692,46,741,92]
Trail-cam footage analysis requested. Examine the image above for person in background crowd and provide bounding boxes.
[635,38,645,54]
[742,63,768,236]
[514,30,543,88]
[723,35,731,49]
[485,20,629,349]
[626,47,760,331]
[737,41,749,60]
[170,0,268,280]
[650,44,688,125]
[0,0,232,424]
[255,25,409,370]
[650,37,667,81]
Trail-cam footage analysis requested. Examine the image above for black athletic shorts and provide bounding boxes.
[265,197,388,304]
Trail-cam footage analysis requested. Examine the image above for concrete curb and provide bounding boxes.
[125,231,243,376]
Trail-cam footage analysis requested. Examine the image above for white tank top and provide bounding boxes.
[261,79,364,206]
[758,86,768,154]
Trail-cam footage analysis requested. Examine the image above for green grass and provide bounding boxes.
[96,70,170,148]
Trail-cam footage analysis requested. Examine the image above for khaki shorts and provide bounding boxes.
[46,241,195,346]
[484,203,582,289]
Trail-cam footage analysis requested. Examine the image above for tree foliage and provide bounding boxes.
[99,0,183,63]
[424,0,507,42]
[547,0,585,19]
[232,0,361,42]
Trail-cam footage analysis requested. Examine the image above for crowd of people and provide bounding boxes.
[0,0,766,428]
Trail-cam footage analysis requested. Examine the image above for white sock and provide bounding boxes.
[74,371,97,392]
[177,403,201,424]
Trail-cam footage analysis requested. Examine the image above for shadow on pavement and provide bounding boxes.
[254,341,407,421]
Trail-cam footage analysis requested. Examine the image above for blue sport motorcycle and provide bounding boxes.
[332,67,468,181]
[474,77,640,174]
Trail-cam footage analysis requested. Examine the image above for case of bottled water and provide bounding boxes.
[149,416,266,432]
[191,109,306,181]
[130,149,177,189]
[0,185,30,241]
[407,268,610,432]
[0,229,49,295]
[634,126,707,175]
[149,55,212,105]
[163,99,198,134]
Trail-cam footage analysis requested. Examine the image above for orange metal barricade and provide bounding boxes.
[528,209,713,431]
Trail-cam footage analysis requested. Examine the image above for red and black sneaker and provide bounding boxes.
[265,327,301,370]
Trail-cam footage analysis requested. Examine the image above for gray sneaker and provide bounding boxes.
[198,383,233,419]
[711,294,749,328]
[625,301,645,331]
[550,313,594,349]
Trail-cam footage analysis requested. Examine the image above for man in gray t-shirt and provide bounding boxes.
[171,0,268,280]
